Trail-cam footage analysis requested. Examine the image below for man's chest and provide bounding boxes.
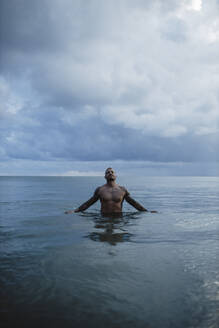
[100,187,125,202]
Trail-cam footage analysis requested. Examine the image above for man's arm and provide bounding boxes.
[65,187,100,214]
[125,194,148,211]
[123,187,157,212]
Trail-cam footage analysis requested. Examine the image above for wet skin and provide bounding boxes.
[65,168,157,214]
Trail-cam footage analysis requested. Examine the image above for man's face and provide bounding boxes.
[105,168,116,181]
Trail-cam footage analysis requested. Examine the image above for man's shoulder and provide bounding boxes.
[94,185,106,194]
[118,185,129,195]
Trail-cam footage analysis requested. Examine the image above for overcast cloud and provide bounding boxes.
[0,0,219,175]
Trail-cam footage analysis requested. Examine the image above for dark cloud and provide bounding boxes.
[0,0,219,175]
[2,101,218,163]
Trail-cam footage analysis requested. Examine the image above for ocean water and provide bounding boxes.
[0,176,218,328]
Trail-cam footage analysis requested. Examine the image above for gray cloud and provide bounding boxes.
[0,0,219,175]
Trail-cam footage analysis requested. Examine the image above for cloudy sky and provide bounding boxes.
[0,0,219,176]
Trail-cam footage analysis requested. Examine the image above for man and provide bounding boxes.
[65,168,157,215]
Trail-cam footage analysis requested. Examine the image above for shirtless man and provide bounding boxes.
[65,168,157,215]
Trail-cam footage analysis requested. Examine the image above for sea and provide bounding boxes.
[0,176,218,328]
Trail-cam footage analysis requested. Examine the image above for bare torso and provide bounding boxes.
[98,184,127,213]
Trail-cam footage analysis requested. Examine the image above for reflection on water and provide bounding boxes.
[84,212,140,245]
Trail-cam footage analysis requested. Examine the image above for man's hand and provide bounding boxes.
[65,209,81,214]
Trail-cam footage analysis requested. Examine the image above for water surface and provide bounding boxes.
[0,176,218,328]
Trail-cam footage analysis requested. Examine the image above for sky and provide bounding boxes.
[0,0,219,176]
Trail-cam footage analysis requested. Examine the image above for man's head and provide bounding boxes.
[105,167,116,181]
